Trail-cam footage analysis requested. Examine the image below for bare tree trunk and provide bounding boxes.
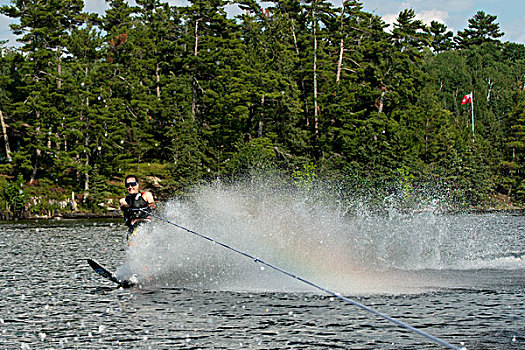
[84,150,90,192]
[376,67,391,116]
[194,20,199,57]
[258,94,264,138]
[258,120,264,138]
[291,17,309,127]
[336,3,345,84]
[377,88,385,115]
[57,45,62,89]
[425,117,429,160]
[156,62,161,100]
[313,14,319,135]
[0,110,12,161]
[191,19,200,119]
[336,37,344,84]
[30,149,41,184]
[30,158,38,184]
[85,66,89,107]
[30,119,41,184]
[84,127,90,192]
[291,18,300,56]
[487,77,494,102]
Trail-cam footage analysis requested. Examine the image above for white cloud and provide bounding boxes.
[380,11,449,31]
[363,0,472,30]
[381,13,398,28]
[415,10,449,26]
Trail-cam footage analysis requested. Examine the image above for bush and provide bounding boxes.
[0,174,27,218]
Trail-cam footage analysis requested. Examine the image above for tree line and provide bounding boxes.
[0,0,524,215]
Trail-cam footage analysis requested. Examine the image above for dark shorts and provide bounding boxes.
[126,220,150,241]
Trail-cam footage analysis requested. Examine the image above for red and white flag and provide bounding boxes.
[461,93,472,105]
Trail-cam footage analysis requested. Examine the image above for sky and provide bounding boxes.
[1,0,524,47]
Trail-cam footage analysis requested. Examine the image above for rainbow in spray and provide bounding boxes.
[117,176,524,294]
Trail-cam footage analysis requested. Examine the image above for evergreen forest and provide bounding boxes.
[0,0,524,217]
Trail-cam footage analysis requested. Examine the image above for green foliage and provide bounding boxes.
[0,1,524,213]
[86,165,111,213]
[501,91,525,201]
[0,175,27,218]
[455,11,504,49]
[226,137,277,177]
[427,20,454,53]
[396,165,415,198]
[293,162,317,190]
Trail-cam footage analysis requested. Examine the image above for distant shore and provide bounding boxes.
[0,208,123,221]
[3,205,524,222]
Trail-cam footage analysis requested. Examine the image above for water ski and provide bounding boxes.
[87,258,135,288]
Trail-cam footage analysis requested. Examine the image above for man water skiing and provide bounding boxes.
[88,175,155,287]
[119,175,156,242]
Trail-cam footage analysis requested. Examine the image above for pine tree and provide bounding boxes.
[130,0,183,162]
[1,0,85,183]
[502,92,525,200]
[101,0,154,170]
[290,0,339,155]
[355,8,430,177]
[180,0,258,175]
[234,0,303,165]
[427,20,454,54]
[320,1,391,171]
[88,164,111,212]
[455,11,504,49]
[2,174,26,218]
[392,9,430,54]
[61,22,127,191]
[0,47,20,163]
[252,0,310,160]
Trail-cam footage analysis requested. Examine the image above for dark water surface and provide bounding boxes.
[1,212,524,349]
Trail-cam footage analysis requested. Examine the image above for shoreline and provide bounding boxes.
[2,207,524,222]
[0,210,123,221]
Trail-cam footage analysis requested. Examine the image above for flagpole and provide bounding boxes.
[470,92,474,138]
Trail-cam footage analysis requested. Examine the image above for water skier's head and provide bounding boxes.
[125,174,139,194]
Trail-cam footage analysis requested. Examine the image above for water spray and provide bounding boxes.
[136,208,467,350]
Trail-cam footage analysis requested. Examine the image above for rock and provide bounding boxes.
[145,176,162,188]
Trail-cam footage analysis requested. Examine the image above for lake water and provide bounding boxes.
[1,185,524,349]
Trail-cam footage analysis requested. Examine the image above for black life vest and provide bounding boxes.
[123,192,151,226]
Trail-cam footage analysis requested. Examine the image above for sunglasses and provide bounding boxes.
[126,181,138,188]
